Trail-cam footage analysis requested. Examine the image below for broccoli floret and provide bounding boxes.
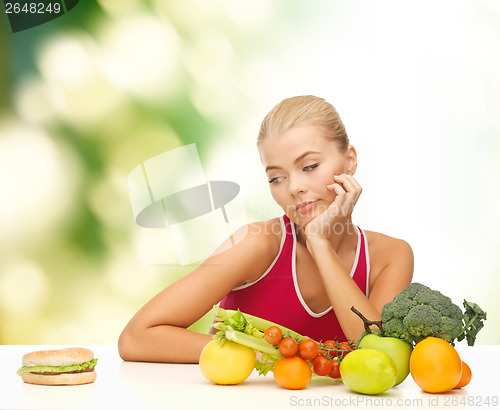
[381,296,417,321]
[381,282,486,346]
[439,316,464,343]
[382,318,413,345]
[413,288,461,319]
[402,305,441,342]
[398,282,430,299]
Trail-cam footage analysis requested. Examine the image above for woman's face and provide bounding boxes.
[258,123,356,227]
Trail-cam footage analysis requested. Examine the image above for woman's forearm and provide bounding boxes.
[307,237,380,341]
[118,324,212,363]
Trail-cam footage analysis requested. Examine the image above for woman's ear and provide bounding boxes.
[345,145,358,175]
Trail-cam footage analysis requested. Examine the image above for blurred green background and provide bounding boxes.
[1,0,499,345]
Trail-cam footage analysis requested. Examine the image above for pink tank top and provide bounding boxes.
[219,215,370,342]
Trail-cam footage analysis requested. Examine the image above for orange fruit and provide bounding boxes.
[454,361,472,389]
[409,337,462,393]
[273,356,312,390]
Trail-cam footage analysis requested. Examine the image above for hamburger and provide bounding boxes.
[17,347,98,385]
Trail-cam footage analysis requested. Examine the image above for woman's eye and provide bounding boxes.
[303,164,319,172]
[268,176,283,184]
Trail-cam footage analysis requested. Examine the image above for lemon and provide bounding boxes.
[199,340,256,385]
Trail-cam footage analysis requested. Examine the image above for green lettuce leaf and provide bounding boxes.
[17,358,98,376]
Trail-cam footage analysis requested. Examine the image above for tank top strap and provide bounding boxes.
[265,214,295,280]
[281,214,294,245]
[352,227,370,297]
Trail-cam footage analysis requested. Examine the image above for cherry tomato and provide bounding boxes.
[298,339,319,361]
[321,340,355,359]
[264,326,283,346]
[320,340,336,358]
[312,356,332,376]
[337,342,354,358]
[329,359,341,379]
[340,341,355,352]
[279,337,298,357]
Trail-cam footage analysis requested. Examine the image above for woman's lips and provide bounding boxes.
[295,200,318,214]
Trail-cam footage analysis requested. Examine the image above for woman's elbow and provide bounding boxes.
[118,326,140,362]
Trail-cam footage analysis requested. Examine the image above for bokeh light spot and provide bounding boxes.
[0,260,49,314]
[0,121,79,248]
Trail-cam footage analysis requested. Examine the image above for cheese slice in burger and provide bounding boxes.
[17,347,97,385]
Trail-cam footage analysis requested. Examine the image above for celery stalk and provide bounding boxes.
[216,307,307,341]
[225,326,283,358]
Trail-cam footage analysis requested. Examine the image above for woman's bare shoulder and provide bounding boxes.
[247,217,283,240]
[363,230,413,271]
[238,217,283,281]
[364,230,412,250]
[247,217,283,252]
[219,217,283,249]
[363,230,414,304]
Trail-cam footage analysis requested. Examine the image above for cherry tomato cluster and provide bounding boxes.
[264,326,355,380]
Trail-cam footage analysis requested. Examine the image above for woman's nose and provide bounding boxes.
[288,175,307,196]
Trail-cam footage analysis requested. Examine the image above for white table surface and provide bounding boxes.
[1,345,498,410]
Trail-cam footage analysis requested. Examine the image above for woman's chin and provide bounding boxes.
[289,213,316,229]
[292,205,327,226]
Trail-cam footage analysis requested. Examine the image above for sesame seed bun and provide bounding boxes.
[22,347,94,367]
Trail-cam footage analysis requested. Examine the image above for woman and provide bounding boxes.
[118,95,413,363]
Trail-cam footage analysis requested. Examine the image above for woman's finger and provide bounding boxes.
[348,175,363,202]
[333,175,361,216]
[327,183,346,214]
[336,174,362,199]
[330,183,346,200]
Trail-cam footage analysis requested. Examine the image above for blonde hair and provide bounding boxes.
[257,95,349,151]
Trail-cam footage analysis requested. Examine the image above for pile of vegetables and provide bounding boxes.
[199,282,487,394]
[204,307,354,389]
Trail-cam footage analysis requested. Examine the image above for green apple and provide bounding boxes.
[340,349,397,395]
[358,334,413,386]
